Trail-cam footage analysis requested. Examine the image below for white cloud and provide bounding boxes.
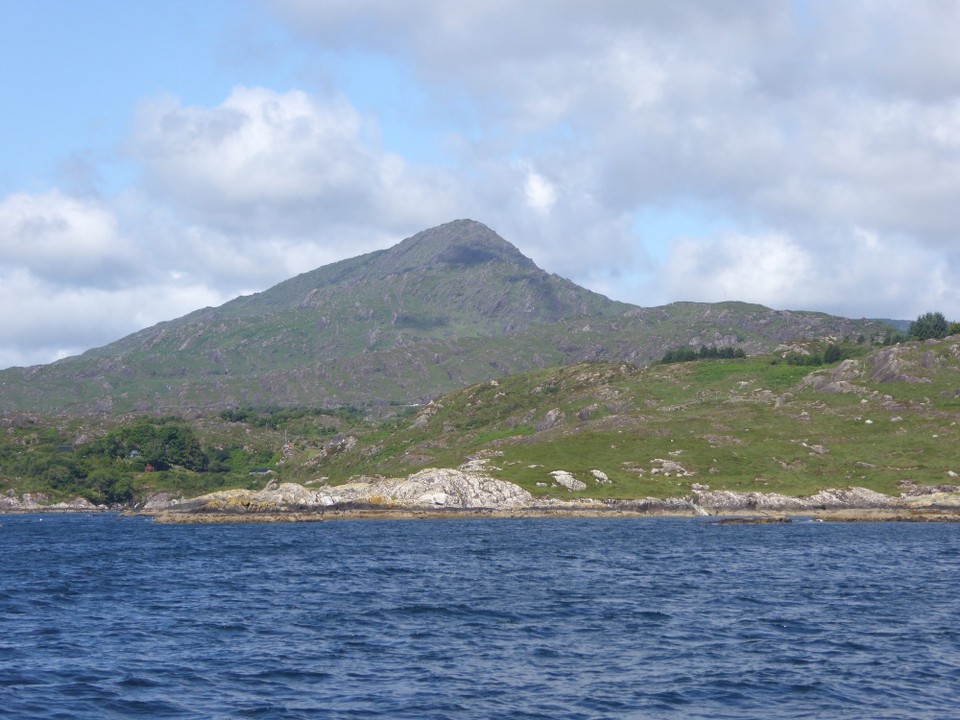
[0,266,225,368]
[0,191,134,286]
[6,1,960,368]
[130,86,456,239]
[523,168,557,214]
[663,228,957,320]
[272,0,960,320]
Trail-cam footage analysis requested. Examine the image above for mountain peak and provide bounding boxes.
[374,219,537,275]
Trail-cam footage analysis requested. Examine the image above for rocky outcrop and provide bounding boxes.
[6,472,960,521]
[318,468,533,508]
[175,483,324,513]
[797,360,870,394]
[691,486,892,512]
[138,466,960,522]
[164,464,533,515]
[139,492,187,511]
[0,491,103,512]
[650,458,696,477]
[549,470,587,491]
[866,345,931,384]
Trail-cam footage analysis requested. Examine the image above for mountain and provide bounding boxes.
[0,219,891,415]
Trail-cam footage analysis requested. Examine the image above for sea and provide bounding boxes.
[1,514,958,719]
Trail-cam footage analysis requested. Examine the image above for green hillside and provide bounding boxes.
[3,336,958,507]
[303,336,960,500]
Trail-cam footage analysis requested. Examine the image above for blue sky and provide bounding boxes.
[1,0,959,368]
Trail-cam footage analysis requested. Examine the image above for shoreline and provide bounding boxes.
[3,506,959,523]
[140,504,960,524]
[6,479,960,524]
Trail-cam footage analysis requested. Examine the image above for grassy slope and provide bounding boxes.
[302,337,960,500]
[4,337,957,505]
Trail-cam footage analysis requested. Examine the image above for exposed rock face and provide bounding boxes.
[866,346,929,384]
[320,468,533,508]
[131,461,960,519]
[140,492,187,511]
[535,409,565,431]
[693,486,892,511]
[797,360,870,394]
[172,466,533,513]
[176,483,325,513]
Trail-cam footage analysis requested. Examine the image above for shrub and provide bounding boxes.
[823,343,843,364]
[785,352,823,367]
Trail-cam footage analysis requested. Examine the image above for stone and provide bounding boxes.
[650,458,696,477]
[535,408,565,431]
[549,470,587,492]
[590,469,610,484]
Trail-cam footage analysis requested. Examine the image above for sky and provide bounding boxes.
[2,0,959,369]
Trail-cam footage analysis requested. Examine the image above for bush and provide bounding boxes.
[823,343,843,364]
[785,352,823,367]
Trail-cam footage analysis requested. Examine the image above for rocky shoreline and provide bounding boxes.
[5,466,960,523]
[0,491,106,514]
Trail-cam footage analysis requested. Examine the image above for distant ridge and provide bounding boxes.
[0,220,891,415]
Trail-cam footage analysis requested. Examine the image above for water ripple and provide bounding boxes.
[2,515,959,718]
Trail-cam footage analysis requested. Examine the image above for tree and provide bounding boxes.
[909,312,949,340]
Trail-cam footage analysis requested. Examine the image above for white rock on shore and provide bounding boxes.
[318,468,533,508]
[176,466,534,512]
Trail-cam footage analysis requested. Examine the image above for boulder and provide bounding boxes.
[549,470,587,491]
[591,469,611,484]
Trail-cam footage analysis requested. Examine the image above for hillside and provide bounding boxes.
[302,336,960,501]
[3,336,959,513]
[0,219,891,415]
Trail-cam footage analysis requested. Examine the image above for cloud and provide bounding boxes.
[523,167,557,214]
[0,85,473,367]
[5,1,960,368]
[130,86,456,240]
[0,264,225,369]
[663,228,958,320]
[128,84,643,289]
[272,0,960,315]
[0,191,134,287]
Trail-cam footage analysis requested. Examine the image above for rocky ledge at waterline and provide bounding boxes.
[137,465,960,523]
[0,491,106,514]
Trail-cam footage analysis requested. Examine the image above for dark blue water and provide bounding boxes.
[1,515,958,719]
